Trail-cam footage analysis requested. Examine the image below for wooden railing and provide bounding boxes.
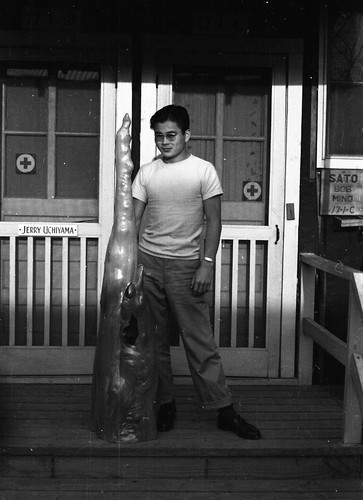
[0,222,102,348]
[299,253,363,444]
[214,225,268,350]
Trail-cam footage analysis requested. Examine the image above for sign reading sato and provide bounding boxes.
[320,169,363,216]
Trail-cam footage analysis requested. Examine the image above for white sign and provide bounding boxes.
[16,153,36,174]
[320,169,363,215]
[18,224,78,237]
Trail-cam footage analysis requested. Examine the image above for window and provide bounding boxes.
[1,64,100,220]
[318,10,363,167]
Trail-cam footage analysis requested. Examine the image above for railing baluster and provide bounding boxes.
[62,238,69,347]
[213,240,222,345]
[230,239,239,347]
[79,237,87,346]
[44,237,51,346]
[9,236,16,346]
[26,237,34,346]
[248,240,256,348]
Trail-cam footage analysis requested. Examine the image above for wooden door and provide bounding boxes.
[0,59,120,381]
[145,46,303,378]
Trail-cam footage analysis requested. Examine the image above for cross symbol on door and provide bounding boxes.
[16,153,36,174]
[19,156,32,170]
[246,184,259,197]
[243,181,262,201]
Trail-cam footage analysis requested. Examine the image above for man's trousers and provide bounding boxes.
[138,250,233,410]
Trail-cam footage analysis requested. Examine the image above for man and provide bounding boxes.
[132,105,261,440]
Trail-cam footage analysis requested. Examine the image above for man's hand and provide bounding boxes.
[191,261,214,296]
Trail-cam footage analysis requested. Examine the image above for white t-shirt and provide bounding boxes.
[132,154,223,259]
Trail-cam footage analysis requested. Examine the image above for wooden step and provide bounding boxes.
[0,383,362,489]
[1,478,363,499]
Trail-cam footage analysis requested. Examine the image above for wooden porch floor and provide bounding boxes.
[1,383,363,499]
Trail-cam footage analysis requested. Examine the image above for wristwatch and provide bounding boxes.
[203,256,215,264]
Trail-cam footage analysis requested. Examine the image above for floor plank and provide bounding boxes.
[1,478,363,500]
[0,383,362,499]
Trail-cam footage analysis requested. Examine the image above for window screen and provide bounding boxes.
[327,12,363,156]
[2,65,100,201]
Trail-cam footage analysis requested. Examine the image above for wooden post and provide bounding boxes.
[351,353,363,417]
[298,259,316,385]
[343,275,363,444]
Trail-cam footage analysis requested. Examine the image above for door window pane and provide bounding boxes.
[173,75,216,135]
[56,136,99,198]
[5,73,48,132]
[56,70,100,133]
[224,85,267,137]
[187,138,215,164]
[223,141,264,202]
[5,135,47,198]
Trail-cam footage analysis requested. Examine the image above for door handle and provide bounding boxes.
[274,225,280,244]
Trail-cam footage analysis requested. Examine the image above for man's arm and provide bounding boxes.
[202,194,222,261]
[133,198,146,235]
[191,195,222,295]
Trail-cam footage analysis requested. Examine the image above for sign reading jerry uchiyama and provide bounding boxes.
[18,224,78,236]
[320,169,363,216]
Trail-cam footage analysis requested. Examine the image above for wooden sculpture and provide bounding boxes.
[90,114,157,443]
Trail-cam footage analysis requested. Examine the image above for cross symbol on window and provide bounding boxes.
[20,156,32,170]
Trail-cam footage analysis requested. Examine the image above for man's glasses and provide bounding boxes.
[154,131,181,143]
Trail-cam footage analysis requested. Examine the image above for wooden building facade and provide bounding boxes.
[0,0,361,384]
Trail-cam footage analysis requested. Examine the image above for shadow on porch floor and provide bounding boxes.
[0,383,363,499]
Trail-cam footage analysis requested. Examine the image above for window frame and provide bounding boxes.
[317,9,363,169]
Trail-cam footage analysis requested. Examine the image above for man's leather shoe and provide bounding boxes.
[218,409,261,440]
[157,400,176,432]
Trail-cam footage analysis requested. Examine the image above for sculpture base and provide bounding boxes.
[90,307,158,443]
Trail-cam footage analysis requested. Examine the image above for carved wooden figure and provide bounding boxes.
[90,114,157,443]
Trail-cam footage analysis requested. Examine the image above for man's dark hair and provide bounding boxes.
[150,105,190,133]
